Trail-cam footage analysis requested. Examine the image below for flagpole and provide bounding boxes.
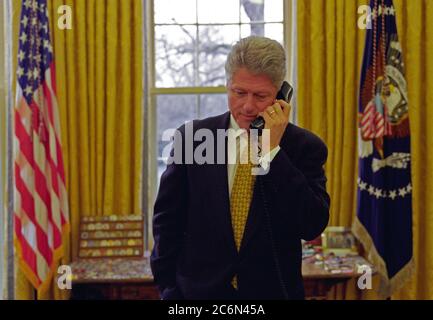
[143,0,153,251]
[4,0,15,300]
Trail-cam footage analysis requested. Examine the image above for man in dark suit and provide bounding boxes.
[151,36,330,300]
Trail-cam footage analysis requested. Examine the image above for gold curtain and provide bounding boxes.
[12,0,143,299]
[297,0,433,299]
[297,0,365,228]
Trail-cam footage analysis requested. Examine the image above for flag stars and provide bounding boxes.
[17,67,24,78]
[406,184,412,193]
[385,6,394,15]
[389,190,397,200]
[32,1,39,11]
[24,0,32,9]
[27,69,34,80]
[18,50,25,62]
[28,52,35,62]
[371,6,395,19]
[358,178,411,200]
[34,54,42,64]
[33,68,40,80]
[43,39,53,52]
[24,85,33,96]
[21,16,29,27]
[374,188,383,199]
[19,33,28,44]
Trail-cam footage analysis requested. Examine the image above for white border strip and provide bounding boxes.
[0,0,6,301]
[4,0,15,300]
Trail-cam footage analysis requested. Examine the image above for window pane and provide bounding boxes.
[240,23,265,38]
[240,0,283,23]
[199,94,228,119]
[240,0,264,23]
[155,25,197,87]
[198,25,239,87]
[264,23,284,44]
[264,0,283,22]
[197,0,240,24]
[157,95,197,179]
[157,94,197,155]
[154,0,197,24]
[241,23,283,44]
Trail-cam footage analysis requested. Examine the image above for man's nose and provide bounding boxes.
[243,94,258,113]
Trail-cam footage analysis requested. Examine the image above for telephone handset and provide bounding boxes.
[249,81,293,134]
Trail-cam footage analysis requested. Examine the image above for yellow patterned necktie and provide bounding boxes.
[230,147,257,289]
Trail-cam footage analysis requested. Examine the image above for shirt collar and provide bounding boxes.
[229,114,247,138]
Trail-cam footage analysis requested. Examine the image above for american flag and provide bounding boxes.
[360,100,392,140]
[14,0,69,293]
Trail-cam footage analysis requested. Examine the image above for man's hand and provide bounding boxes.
[259,99,291,151]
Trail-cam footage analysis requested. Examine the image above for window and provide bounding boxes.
[147,0,288,186]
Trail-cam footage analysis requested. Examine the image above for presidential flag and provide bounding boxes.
[14,0,69,293]
[353,0,414,297]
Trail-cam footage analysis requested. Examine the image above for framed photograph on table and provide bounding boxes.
[321,226,358,256]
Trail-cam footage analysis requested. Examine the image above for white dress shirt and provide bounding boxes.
[227,114,281,196]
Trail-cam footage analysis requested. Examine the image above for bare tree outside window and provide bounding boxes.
[241,0,265,36]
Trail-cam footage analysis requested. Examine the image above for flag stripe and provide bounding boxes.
[14,215,40,284]
[15,163,52,265]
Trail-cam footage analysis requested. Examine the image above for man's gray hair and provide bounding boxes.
[225,36,286,89]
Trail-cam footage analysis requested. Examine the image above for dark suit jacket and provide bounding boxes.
[151,111,330,300]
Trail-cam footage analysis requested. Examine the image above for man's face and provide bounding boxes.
[227,67,278,129]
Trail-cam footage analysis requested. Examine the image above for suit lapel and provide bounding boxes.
[239,177,264,253]
[210,112,238,254]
